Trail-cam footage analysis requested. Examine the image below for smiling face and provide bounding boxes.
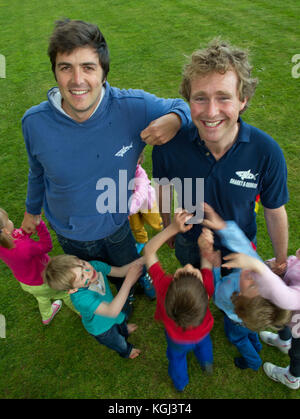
[55,46,105,122]
[189,70,247,149]
[70,260,98,290]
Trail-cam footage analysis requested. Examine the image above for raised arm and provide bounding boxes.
[143,209,193,269]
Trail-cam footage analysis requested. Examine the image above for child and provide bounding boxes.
[143,209,214,392]
[128,151,163,300]
[129,151,163,251]
[0,208,77,324]
[223,250,300,389]
[201,203,290,371]
[44,255,143,359]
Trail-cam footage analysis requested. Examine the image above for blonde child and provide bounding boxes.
[201,203,290,371]
[223,250,300,390]
[0,208,77,324]
[44,255,143,359]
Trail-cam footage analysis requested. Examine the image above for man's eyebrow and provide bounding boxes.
[56,62,98,67]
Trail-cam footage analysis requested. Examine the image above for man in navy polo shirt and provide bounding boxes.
[152,38,289,274]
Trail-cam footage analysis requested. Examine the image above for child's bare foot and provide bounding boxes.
[127,323,138,334]
[129,347,141,359]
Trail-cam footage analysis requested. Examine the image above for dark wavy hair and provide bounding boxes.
[48,19,109,81]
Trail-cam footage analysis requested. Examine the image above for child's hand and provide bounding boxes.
[222,253,264,274]
[172,209,193,233]
[125,260,144,286]
[202,203,226,231]
[198,228,221,267]
[265,259,287,277]
[198,227,214,251]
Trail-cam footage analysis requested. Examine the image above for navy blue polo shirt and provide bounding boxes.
[152,117,288,248]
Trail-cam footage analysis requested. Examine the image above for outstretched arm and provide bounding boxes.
[94,262,143,318]
[144,209,193,269]
[222,252,300,311]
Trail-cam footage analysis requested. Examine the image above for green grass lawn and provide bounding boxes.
[0,0,300,400]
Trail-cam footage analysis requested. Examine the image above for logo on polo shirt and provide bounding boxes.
[115,143,133,157]
[229,169,259,189]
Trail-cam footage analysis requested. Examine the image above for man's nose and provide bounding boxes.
[72,67,84,85]
[206,99,219,118]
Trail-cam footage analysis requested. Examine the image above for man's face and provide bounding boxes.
[55,46,104,122]
[189,70,247,146]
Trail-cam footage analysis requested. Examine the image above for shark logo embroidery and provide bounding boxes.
[115,142,133,157]
[235,170,259,181]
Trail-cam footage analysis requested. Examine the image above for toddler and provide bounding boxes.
[144,209,214,391]
[44,255,142,359]
[129,151,163,252]
[0,208,77,324]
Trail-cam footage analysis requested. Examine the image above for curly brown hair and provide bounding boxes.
[180,38,258,113]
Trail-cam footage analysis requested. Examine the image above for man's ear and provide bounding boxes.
[240,97,248,113]
[68,288,78,294]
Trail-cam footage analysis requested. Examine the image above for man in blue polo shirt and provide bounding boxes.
[152,38,289,274]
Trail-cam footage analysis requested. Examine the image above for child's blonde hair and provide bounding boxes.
[231,292,292,332]
[0,208,14,249]
[43,254,83,290]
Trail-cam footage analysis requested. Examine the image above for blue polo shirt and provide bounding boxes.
[152,117,288,248]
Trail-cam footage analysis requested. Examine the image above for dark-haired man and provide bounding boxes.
[21,19,190,312]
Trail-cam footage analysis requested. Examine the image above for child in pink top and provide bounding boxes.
[223,250,300,390]
[0,208,77,324]
[129,151,163,248]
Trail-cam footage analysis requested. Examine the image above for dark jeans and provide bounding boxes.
[92,320,133,358]
[56,220,146,317]
[224,314,262,371]
[278,326,300,377]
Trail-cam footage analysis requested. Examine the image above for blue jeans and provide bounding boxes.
[93,320,133,358]
[223,314,262,370]
[165,331,213,391]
